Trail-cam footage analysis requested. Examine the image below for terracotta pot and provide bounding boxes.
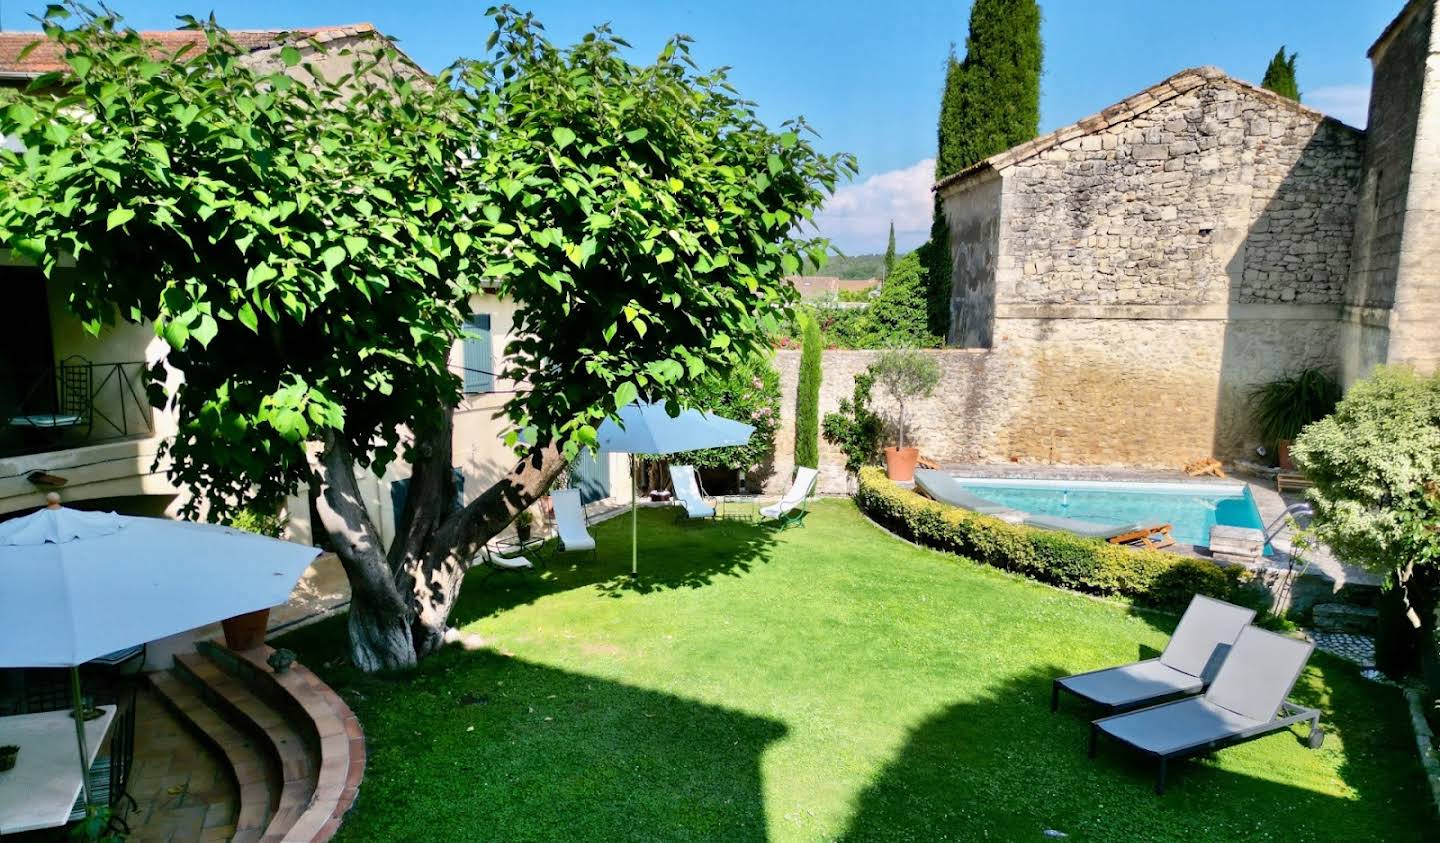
[221,608,271,651]
[884,446,921,482]
[1278,439,1295,471]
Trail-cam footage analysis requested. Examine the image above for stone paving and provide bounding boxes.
[123,687,237,843]
[1308,630,1377,669]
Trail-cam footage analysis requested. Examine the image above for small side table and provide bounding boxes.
[491,535,548,568]
[716,496,757,523]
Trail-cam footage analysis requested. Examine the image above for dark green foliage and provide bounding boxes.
[1262,46,1301,102]
[789,252,942,349]
[837,285,877,303]
[822,371,885,475]
[1251,367,1342,446]
[883,221,897,281]
[667,355,781,473]
[854,467,1249,612]
[794,312,822,468]
[925,0,1043,339]
[820,252,888,280]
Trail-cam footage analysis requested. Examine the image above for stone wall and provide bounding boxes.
[769,315,1338,493]
[943,170,1002,348]
[988,73,1362,310]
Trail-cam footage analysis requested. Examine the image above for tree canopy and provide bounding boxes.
[0,5,854,669]
[1261,46,1301,102]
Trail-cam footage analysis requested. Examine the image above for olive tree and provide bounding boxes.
[869,348,941,450]
[0,6,854,670]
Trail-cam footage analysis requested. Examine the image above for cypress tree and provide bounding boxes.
[883,220,897,282]
[1261,47,1301,102]
[926,0,1042,339]
[794,311,822,469]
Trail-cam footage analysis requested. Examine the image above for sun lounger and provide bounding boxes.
[1088,625,1322,794]
[669,465,716,520]
[1021,513,1174,548]
[761,466,818,528]
[549,488,596,557]
[912,469,1015,516]
[1053,594,1256,714]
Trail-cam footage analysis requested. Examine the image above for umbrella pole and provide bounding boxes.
[71,666,93,810]
[631,455,639,576]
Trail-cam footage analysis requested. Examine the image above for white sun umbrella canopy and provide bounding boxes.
[594,401,755,574]
[0,502,322,668]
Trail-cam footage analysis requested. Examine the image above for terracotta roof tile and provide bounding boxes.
[0,23,377,76]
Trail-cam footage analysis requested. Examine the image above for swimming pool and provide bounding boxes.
[951,477,1268,550]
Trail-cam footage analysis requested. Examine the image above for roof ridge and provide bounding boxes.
[934,65,1362,195]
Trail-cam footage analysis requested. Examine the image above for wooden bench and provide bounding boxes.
[1107,523,1176,551]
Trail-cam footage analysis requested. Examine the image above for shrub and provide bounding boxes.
[224,504,287,538]
[678,354,782,473]
[853,467,1246,612]
[822,371,885,475]
[794,312,822,468]
[864,253,940,348]
[1251,367,1341,447]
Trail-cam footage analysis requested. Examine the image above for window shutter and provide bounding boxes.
[462,313,493,394]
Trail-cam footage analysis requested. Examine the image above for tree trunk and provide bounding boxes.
[311,435,417,671]
[406,439,569,657]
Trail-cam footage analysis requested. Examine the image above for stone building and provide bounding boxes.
[917,0,1440,471]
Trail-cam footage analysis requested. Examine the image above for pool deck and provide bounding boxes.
[933,463,1379,591]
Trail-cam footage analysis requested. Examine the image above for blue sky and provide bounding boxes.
[5,0,1402,253]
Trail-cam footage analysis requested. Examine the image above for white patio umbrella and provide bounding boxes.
[594,402,754,575]
[0,496,321,811]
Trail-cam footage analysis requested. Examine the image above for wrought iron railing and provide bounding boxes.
[1,358,155,459]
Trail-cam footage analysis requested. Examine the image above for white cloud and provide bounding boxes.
[813,158,935,255]
[1307,84,1370,128]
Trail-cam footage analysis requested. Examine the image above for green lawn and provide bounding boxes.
[280,500,1430,842]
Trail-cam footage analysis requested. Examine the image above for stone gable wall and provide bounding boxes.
[996,80,1362,309]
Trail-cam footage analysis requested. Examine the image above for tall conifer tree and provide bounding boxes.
[925,0,1042,340]
[1261,47,1301,101]
[883,220,897,282]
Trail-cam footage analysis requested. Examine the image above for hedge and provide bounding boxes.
[854,467,1246,612]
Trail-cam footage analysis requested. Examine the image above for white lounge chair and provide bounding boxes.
[761,466,818,528]
[549,488,596,558]
[669,465,716,520]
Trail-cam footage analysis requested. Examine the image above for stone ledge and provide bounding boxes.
[1403,689,1440,818]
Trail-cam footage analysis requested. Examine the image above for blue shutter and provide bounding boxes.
[462,313,493,394]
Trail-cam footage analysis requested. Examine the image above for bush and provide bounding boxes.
[794,312,822,468]
[822,371,885,475]
[1250,367,1341,448]
[676,354,782,473]
[224,504,287,538]
[775,253,942,350]
[853,467,1246,612]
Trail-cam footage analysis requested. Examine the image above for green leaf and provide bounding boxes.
[613,380,638,409]
[106,208,136,230]
[191,314,219,348]
[321,245,346,272]
[237,302,259,333]
[280,45,302,67]
[66,55,93,79]
[552,127,576,150]
[780,132,798,148]
[624,128,649,143]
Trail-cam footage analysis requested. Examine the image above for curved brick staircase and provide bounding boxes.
[147,642,364,842]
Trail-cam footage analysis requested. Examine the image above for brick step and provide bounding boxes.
[198,642,366,843]
[147,671,277,843]
[172,652,318,842]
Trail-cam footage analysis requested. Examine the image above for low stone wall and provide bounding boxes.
[769,312,1337,494]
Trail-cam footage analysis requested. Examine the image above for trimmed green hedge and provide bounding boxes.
[854,467,1246,612]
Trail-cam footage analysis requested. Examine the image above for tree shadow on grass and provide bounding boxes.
[837,666,1427,842]
[276,620,786,843]
[448,507,783,627]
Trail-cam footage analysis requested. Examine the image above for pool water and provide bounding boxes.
[953,477,1268,551]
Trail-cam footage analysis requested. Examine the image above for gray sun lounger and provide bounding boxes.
[1088,625,1322,794]
[1020,512,1150,540]
[1053,594,1255,713]
[912,469,1014,516]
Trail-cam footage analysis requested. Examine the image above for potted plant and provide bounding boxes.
[219,503,288,650]
[514,510,534,542]
[869,348,942,482]
[0,745,17,772]
[1251,368,1342,470]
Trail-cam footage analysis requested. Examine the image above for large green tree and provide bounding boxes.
[1262,46,1300,102]
[925,0,1041,339]
[0,6,853,670]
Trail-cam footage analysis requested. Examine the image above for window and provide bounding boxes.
[461,313,494,394]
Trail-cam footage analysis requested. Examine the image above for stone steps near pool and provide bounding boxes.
[147,640,365,843]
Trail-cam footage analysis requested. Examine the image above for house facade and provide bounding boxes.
[0,24,629,537]
[931,0,1440,467]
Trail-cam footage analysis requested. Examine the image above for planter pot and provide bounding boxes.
[1278,439,1295,471]
[884,447,921,482]
[221,608,271,651]
[516,525,532,543]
